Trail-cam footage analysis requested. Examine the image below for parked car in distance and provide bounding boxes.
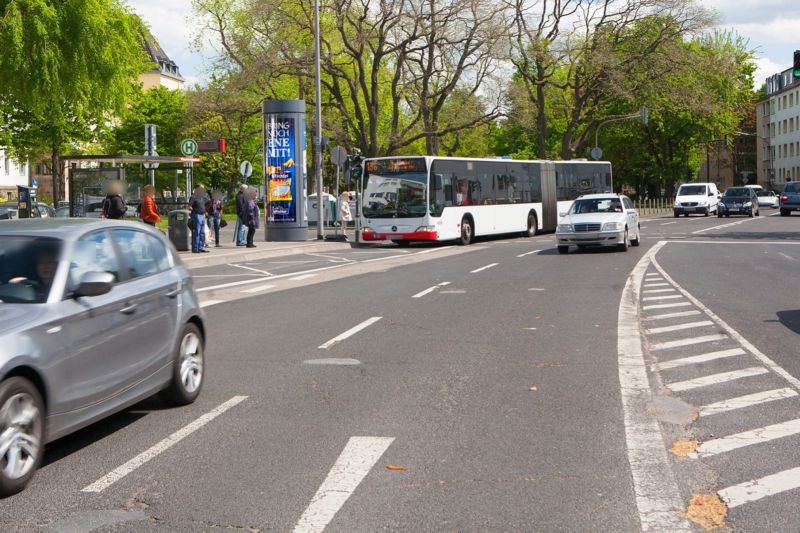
[779,181,800,216]
[0,219,205,496]
[54,206,70,218]
[0,203,56,219]
[556,193,640,254]
[673,182,719,217]
[718,187,760,217]
[755,189,779,209]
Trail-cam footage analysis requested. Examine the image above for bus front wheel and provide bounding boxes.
[459,217,473,245]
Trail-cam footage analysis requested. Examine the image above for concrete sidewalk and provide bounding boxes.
[178,223,358,269]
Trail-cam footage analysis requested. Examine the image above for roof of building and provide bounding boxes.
[140,29,185,83]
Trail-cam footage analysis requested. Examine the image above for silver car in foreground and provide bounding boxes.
[0,220,205,496]
[556,193,641,254]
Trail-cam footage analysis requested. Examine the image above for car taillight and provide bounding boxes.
[781,195,789,202]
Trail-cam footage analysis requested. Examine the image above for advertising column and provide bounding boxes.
[263,100,308,241]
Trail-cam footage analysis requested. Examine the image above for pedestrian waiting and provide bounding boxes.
[206,190,224,247]
[139,184,161,226]
[188,185,209,253]
[234,184,248,246]
[244,188,260,248]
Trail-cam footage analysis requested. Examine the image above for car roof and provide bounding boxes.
[576,193,625,200]
[0,219,160,241]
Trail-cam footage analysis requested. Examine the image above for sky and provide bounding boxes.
[126,0,799,89]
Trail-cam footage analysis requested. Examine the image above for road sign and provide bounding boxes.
[590,146,603,160]
[330,145,348,165]
[143,151,160,169]
[180,139,198,157]
[145,124,157,154]
[240,160,253,178]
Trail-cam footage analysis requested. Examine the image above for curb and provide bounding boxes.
[181,241,356,270]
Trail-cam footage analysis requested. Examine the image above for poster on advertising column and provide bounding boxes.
[266,117,297,223]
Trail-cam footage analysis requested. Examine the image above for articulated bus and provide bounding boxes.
[360,156,612,245]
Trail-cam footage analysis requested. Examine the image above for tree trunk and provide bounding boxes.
[535,64,548,159]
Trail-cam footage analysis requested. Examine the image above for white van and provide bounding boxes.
[673,182,719,217]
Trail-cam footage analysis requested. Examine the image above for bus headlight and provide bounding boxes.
[556,224,573,233]
[602,221,623,231]
[362,226,375,233]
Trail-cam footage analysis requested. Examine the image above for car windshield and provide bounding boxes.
[568,198,623,214]
[0,236,63,304]
[724,188,749,197]
[678,185,706,195]
[784,183,800,193]
[755,190,771,197]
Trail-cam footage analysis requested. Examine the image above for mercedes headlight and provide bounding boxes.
[602,221,623,231]
[673,201,680,208]
[557,224,573,233]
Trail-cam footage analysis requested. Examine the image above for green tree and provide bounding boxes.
[0,0,148,200]
[106,86,188,157]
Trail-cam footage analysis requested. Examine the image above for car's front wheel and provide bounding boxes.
[0,377,44,497]
[780,209,789,216]
[558,245,569,254]
[618,228,629,252]
[161,323,205,406]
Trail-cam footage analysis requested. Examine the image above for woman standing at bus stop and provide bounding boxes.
[139,184,161,226]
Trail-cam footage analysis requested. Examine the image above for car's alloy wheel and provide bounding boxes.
[161,323,204,406]
[0,378,44,496]
[618,229,629,251]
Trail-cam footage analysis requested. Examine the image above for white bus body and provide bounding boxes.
[360,156,612,244]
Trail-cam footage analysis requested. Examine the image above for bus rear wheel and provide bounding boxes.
[459,217,473,245]
[525,212,538,237]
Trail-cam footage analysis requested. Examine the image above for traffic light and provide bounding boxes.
[344,154,363,187]
[794,50,800,79]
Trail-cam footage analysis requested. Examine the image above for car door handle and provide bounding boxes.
[165,286,181,298]
[119,303,138,315]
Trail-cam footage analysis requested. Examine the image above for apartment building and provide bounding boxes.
[758,66,800,189]
[0,150,30,200]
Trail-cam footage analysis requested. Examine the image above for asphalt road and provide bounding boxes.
[2,210,799,531]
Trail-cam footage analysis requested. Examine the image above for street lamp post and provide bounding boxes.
[313,0,324,240]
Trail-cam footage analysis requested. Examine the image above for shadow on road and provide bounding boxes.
[775,310,800,337]
[42,395,168,468]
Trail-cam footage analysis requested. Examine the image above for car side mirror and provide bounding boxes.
[559,212,567,217]
[708,192,714,196]
[74,271,114,298]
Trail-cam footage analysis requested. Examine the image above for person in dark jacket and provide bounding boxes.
[101,180,127,220]
[234,184,248,246]
[206,190,224,247]
[244,188,260,248]
[188,185,208,253]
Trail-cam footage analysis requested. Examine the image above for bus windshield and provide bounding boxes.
[363,159,428,218]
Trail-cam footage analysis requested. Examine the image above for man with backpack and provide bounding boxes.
[101,180,127,220]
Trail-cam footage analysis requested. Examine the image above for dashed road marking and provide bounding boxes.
[699,388,798,417]
[645,321,714,335]
[412,282,451,298]
[241,284,277,294]
[642,294,684,301]
[470,263,498,273]
[644,282,670,287]
[82,396,248,492]
[318,317,383,350]
[293,436,394,533]
[719,467,800,508]
[643,288,677,294]
[695,418,800,457]
[667,367,768,392]
[644,310,702,321]
[200,300,223,308]
[290,274,317,281]
[650,333,728,351]
[658,348,745,370]
[516,249,542,257]
[642,301,692,311]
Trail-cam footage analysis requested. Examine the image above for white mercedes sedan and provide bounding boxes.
[555,194,641,254]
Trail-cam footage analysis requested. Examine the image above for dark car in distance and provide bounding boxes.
[718,187,760,218]
[779,181,800,216]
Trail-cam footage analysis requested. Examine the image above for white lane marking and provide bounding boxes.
[470,263,498,273]
[645,320,714,335]
[644,310,702,321]
[778,252,796,261]
[293,436,394,533]
[643,283,670,287]
[241,284,277,294]
[617,241,693,531]
[303,358,361,366]
[82,396,248,492]
[658,348,745,370]
[516,249,542,257]
[229,263,273,276]
[306,253,354,263]
[668,367,768,392]
[440,290,466,294]
[667,240,800,245]
[699,388,798,417]
[200,300,223,308]
[197,264,350,292]
[412,282,451,299]
[528,288,546,291]
[695,418,800,457]
[645,272,660,277]
[652,258,800,391]
[642,294,683,301]
[719,467,800,508]
[660,221,678,226]
[290,274,317,281]
[692,217,759,234]
[643,289,677,294]
[649,334,727,351]
[642,302,692,311]
[318,317,383,350]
